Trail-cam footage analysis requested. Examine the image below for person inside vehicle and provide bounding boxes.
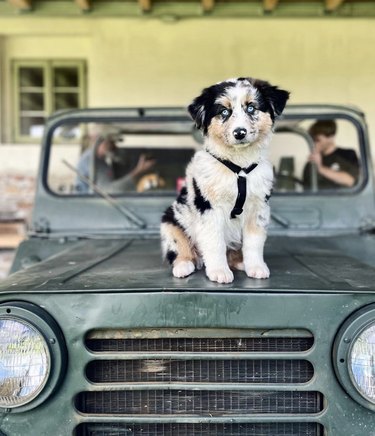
[303,120,359,189]
[75,133,155,194]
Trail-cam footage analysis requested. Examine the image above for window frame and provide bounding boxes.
[12,59,86,143]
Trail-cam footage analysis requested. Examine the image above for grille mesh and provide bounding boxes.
[75,422,323,436]
[85,337,313,353]
[76,390,322,415]
[86,359,313,384]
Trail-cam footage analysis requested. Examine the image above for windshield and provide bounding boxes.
[47,116,363,196]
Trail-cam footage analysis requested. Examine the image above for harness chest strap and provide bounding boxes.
[209,153,258,219]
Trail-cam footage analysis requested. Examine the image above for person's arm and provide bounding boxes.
[109,174,136,192]
[316,165,355,187]
[75,151,91,193]
[108,154,156,193]
[308,150,355,187]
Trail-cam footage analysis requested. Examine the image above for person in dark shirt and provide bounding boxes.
[303,120,359,189]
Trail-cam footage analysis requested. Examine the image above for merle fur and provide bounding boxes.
[166,250,177,265]
[176,186,188,205]
[188,77,290,132]
[251,79,290,122]
[161,206,181,228]
[188,81,236,134]
[192,178,212,214]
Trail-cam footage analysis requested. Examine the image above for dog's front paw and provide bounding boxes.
[246,262,270,279]
[173,260,195,278]
[206,267,234,284]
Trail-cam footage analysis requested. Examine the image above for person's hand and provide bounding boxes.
[308,150,322,169]
[131,154,156,178]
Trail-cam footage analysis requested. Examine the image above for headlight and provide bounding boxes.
[0,318,50,408]
[0,302,67,412]
[350,323,375,403]
[334,304,375,411]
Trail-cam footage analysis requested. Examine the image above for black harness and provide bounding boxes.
[209,153,258,219]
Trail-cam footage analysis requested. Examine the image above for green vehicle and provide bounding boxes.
[1,105,375,436]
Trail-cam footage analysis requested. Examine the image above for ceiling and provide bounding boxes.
[1,0,375,18]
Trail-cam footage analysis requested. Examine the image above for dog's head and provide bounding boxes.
[188,77,289,149]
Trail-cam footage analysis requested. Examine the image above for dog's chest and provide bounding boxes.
[202,165,269,207]
[188,151,272,214]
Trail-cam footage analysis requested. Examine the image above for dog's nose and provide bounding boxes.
[233,128,247,140]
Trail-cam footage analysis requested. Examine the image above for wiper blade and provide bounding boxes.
[271,212,290,228]
[62,159,147,229]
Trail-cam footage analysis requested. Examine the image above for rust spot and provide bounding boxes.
[141,360,168,374]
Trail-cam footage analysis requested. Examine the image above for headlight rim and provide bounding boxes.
[333,303,375,412]
[0,301,67,413]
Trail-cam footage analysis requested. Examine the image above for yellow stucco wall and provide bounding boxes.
[0,17,374,165]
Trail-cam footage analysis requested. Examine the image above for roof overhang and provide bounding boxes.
[2,0,375,18]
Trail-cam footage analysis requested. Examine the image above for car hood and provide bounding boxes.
[2,235,375,294]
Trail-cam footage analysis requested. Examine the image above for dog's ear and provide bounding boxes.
[188,94,207,131]
[253,79,290,120]
[188,80,237,132]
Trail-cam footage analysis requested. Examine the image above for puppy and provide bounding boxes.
[160,77,289,284]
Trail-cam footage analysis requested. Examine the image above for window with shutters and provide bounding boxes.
[13,60,86,142]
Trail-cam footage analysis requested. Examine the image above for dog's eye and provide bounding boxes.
[221,108,231,118]
[246,104,255,114]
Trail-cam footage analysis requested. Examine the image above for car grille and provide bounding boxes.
[75,422,323,435]
[75,329,323,436]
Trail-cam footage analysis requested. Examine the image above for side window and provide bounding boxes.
[271,129,312,193]
[271,118,362,193]
[13,60,86,142]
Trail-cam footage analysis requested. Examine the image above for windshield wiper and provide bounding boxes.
[62,159,147,229]
[271,212,290,228]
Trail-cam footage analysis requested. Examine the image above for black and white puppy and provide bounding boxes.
[161,77,289,283]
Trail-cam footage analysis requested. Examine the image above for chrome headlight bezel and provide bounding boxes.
[0,301,67,413]
[333,303,375,411]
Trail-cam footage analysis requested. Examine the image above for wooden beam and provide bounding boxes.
[138,0,152,12]
[325,0,344,11]
[202,0,215,13]
[7,0,31,10]
[75,0,91,12]
[263,0,279,12]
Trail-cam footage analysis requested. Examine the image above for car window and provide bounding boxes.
[271,117,362,193]
[47,116,362,196]
[270,129,311,193]
[47,121,200,195]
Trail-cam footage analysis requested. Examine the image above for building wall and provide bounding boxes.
[0,16,374,174]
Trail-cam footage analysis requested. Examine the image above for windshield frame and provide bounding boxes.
[31,105,373,237]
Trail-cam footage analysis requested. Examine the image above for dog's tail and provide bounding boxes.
[160,207,197,278]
